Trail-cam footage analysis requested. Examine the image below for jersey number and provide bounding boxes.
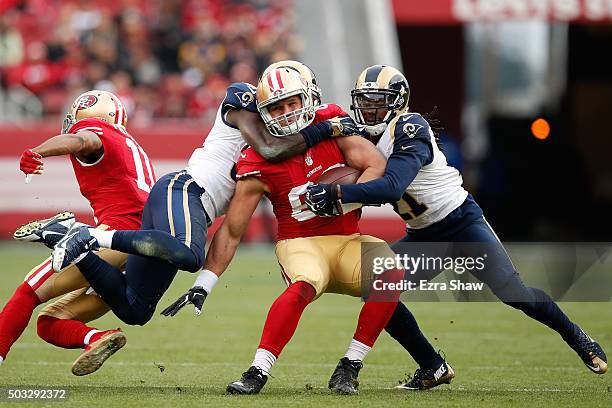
[125,138,155,193]
[392,192,428,221]
[288,183,316,222]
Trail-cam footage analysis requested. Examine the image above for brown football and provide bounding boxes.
[317,166,361,185]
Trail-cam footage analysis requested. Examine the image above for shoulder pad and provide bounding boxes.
[315,103,347,119]
[389,112,431,144]
[69,118,107,136]
[221,82,258,115]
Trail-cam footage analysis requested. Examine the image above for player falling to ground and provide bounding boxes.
[45,63,357,337]
[305,64,608,385]
[193,67,402,395]
[0,90,154,375]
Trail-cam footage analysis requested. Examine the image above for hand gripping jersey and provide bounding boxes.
[185,82,257,222]
[235,104,360,240]
[377,113,468,229]
[68,118,155,230]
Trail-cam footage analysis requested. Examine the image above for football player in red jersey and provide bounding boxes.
[207,68,403,395]
[0,90,155,375]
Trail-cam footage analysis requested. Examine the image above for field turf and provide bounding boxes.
[0,242,610,407]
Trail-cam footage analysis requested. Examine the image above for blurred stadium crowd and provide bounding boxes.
[0,0,300,125]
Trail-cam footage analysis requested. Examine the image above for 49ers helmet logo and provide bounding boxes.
[77,95,98,110]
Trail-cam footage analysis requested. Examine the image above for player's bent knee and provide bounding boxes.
[117,310,153,326]
[38,305,73,320]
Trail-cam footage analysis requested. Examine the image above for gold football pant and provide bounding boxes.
[275,233,396,299]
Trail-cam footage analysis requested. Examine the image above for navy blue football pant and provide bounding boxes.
[385,196,581,369]
[77,171,208,325]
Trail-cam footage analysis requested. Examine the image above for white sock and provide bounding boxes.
[194,269,219,294]
[88,229,114,248]
[343,339,371,362]
[83,329,102,345]
[251,348,276,375]
[0,355,4,365]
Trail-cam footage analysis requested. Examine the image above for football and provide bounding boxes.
[317,166,361,185]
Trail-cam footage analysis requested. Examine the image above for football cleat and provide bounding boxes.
[396,360,455,391]
[52,224,99,272]
[328,357,362,395]
[226,366,268,394]
[13,211,75,249]
[71,329,126,376]
[570,329,608,374]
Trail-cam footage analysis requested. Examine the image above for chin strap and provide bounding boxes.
[364,123,388,138]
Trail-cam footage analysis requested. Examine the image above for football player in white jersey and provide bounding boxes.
[45,66,359,342]
[305,65,607,388]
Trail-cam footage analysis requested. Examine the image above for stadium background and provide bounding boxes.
[2,0,611,242]
[0,1,611,406]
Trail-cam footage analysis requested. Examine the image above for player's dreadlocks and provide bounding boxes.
[423,106,444,151]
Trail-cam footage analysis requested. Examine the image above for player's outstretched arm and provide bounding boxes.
[228,110,359,163]
[338,115,434,205]
[161,177,266,317]
[20,131,102,176]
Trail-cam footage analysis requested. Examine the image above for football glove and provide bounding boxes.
[20,149,44,176]
[160,286,208,317]
[305,183,342,217]
[326,116,361,137]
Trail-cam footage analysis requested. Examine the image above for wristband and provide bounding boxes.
[194,269,219,293]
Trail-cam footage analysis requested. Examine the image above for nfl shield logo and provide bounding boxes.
[305,155,313,166]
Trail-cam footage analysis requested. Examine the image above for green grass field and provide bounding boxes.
[0,242,611,407]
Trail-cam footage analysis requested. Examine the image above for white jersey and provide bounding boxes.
[185,107,245,221]
[185,82,257,222]
[376,112,468,229]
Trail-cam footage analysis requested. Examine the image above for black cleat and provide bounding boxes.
[328,357,362,395]
[226,366,268,394]
[52,224,99,272]
[570,329,608,374]
[13,211,75,249]
[396,360,455,390]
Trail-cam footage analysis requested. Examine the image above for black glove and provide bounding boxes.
[305,183,342,217]
[160,286,208,317]
[326,116,361,137]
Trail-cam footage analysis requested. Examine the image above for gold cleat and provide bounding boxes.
[71,330,127,376]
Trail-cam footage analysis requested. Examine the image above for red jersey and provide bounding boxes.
[236,103,360,240]
[68,118,155,230]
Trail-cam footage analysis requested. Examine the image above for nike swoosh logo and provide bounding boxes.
[312,189,326,196]
[42,231,63,239]
[588,364,601,373]
[58,230,80,248]
[401,145,415,150]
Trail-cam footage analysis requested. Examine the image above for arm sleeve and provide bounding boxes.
[340,113,434,205]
